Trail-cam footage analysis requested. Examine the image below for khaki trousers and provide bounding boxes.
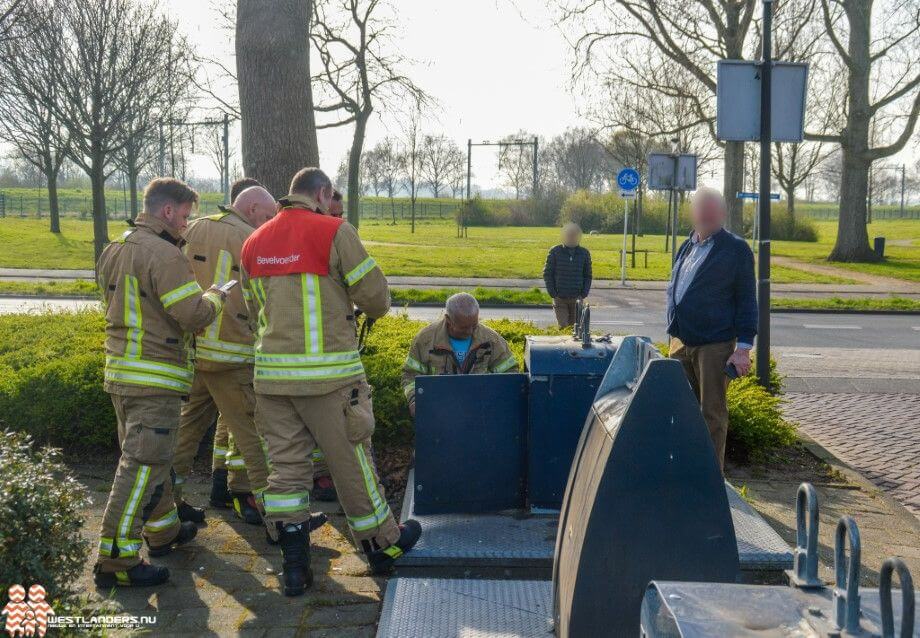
[553,297,579,328]
[97,394,182,572]
[256,380,400,551]
[669,338,735,471]
[173,367,269,497]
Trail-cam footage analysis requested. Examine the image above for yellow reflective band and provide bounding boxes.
[160,280,203,309]
[123,274,143,359]
[204,249,233,341]
[118,465,150,540]
[302,274,323,354]
[345,257,376,286]
[347,442,390,532]
[311,449,325,461]
[405,356,427,374]
[263,492,310,514]
[104,370,191,393]
[255,363,365,381]
[196,337,255,363]
[403,382,415,398]
[255,350,361,366]
[226,456,246,469]
[106,356,194,381]
[143,507,179,532]
[494,356,518,373]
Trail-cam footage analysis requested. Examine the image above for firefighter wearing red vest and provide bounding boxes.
[240,167,421,596]
[93,178,227,588]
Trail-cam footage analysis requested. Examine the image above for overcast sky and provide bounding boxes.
[161,0,586,189]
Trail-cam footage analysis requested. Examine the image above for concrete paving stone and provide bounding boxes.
[304,625,377,638]
[303,603,381,629]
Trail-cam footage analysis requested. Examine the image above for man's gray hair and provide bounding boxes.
[445,292,479,320]
[692,185,727,212]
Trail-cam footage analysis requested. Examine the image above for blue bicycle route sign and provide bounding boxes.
[617,167,640,192]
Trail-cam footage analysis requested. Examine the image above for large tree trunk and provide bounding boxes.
[829,149,877,261]
[236,0,319,198]
[90,151,110,265]
[723,141,744,232]
[44,154,60,234]
[346,113,369,228]
[829,0,876,262]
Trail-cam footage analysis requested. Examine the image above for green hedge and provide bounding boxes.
[0,311,563,450]
[558,190,818,241]
[0,311,793,459]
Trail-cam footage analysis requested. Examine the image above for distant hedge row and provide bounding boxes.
[456,190,819,242]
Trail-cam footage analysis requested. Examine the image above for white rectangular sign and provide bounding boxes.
[716,60,808,143]
[647,153,698,191]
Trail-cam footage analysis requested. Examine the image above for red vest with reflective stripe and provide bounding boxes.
[241,208,343,277]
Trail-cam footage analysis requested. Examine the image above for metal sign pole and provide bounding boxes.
[756,0,773,388]
[621,197,629,286]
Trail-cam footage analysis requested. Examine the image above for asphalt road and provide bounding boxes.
[3,293,918,349]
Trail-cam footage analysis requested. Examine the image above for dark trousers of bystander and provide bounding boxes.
[668,337,735,472]
[553,298,579,329]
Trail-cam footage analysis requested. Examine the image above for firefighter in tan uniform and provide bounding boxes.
[172,177,273,510]
[93,178,227,588]
[171,186,278,525]
[402,292,518,417]
[241,167,421,597]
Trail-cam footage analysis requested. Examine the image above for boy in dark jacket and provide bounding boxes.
[543,223,592,328]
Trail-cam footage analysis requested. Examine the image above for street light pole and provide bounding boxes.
[756,0,773,388]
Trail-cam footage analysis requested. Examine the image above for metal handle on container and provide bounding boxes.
[880,557,915,638]
[834,516,862,633]
[789,483,822,589]
[581,306,591,348]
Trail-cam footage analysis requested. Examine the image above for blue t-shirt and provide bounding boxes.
[449,336,473,364]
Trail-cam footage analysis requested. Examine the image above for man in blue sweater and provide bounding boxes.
[666,187,757,471]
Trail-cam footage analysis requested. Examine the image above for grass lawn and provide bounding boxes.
[2,217,917,283]
[0,280,99,297]
[391,287,551,306]
[772,220,920,281]
[771,296,920,312]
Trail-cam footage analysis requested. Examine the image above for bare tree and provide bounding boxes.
[808,0,920,261]
[420,135,462,198]
[311,0,428,227]
[0,0,26,45]
[365,138,403,223]
[236,0,319,197]
[400,106,422,232]
[498,131,537,199]
[22,0,190,261]
[0,1,68,232]
[361,146,386,196]
[544,127,610,192]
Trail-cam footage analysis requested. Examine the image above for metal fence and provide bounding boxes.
[0,191,462,222]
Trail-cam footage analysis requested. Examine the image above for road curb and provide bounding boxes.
[0,293,98,300]
[796,432,920,531]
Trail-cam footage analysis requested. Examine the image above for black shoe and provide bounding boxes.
[266,513,328,545]
[147,521,198,557]
[232,492,262,525]
[210,468,232,508]
[367,520,422,575]
[311,475,338,502]
[177,501,206,524]
[93,561,169,588]
[278,522,313,596]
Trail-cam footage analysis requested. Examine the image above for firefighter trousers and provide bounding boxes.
[97,394,183,572]
[256,380,400,551]
[173,367,268,497]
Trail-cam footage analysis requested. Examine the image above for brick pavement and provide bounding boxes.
[784,392,920,518]
[74,459,386,637]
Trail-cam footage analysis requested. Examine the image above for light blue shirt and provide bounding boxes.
[672,233,715,305]
[449,336,473,363]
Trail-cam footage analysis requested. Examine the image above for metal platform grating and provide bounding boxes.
[396,471,792,572]
[377,578,553,638]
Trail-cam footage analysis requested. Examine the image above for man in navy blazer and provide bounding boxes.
[666,186,757,471]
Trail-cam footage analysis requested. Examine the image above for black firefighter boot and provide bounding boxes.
[232,492,263,525]
[366,519,422,575]
[93,561,170,588]
[210,468,232,508]
[277,522,313,597]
